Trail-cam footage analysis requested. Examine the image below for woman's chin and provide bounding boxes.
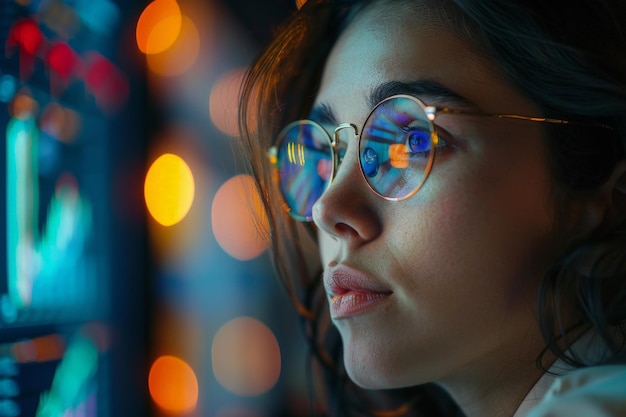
[344,353,409,390]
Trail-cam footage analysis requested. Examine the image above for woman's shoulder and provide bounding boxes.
[526,364,626,417]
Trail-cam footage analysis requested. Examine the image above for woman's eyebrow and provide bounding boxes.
[369,80,479,110]
[308,79,478,125]
[308,102,337,126]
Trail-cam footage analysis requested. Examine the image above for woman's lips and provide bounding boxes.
[324,265,392,319]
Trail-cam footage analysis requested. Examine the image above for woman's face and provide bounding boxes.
[311,4,562,390]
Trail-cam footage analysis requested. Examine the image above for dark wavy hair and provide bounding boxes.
[238,0,626,416]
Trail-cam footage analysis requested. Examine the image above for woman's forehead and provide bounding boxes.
[315,5,537,120]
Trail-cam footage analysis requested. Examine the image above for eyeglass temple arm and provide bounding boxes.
[435,107,614,130]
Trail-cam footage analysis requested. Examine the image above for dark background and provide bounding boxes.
[0,0,308,416]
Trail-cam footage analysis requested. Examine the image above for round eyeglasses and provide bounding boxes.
[269,94,613,222]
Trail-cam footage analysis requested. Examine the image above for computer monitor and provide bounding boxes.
[1,1,147,415]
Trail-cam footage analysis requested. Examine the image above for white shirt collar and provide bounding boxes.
[511,328,614,417]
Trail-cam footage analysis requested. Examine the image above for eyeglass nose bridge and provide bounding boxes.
[333,123,359,147]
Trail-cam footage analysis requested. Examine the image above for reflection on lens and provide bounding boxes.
[389,144,409,169]
[276,120,332,220]
[359,95,435,200]
[317,158,332,181]
[361,147,379,177]
[408,130,430,152]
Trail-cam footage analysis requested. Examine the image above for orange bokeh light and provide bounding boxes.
[209,67,259,137]
[144,153,195,227]
[389,143,409,169]
[148,355,199,413]
[295,0,308,9]
[209,68,245,137]
[145,129,212,262]
[136,0,182,55]
[211,175,269,261]
[146,15,199,77]
[212,317,281,397]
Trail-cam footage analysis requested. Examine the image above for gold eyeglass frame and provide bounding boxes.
[269,94,613,222]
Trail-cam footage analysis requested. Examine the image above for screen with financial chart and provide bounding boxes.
[1,1,147,416]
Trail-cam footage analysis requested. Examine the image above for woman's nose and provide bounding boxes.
[312,129,382,247]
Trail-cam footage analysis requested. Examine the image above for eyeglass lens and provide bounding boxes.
[275,95,436,221]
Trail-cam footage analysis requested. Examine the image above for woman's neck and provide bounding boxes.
[437,334,555,417]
